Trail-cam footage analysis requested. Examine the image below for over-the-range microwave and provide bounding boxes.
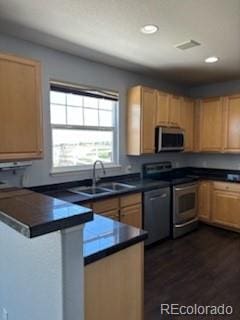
[155,126,185,152]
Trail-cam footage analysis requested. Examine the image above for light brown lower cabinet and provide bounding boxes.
[92,197,118,213]
[92,197,119,220]
[198,181,240,231]
[91,193,142,228]
[120,193,142,228]
[102,208,119,221]
[120,204,142,228]
[211,182,240,229]
[212,190,240,228]
[85,243,144,320]
[120,193,141,208]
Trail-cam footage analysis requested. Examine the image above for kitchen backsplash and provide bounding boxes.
[185,153,240,170]
[1,153,240,187]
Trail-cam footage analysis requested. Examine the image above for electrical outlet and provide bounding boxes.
[125,165,132,172]
[22,173,30,187]
[2,308,8,320]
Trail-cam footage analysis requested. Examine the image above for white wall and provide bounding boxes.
[0,33,188,187]
[2,33,239,185]
[185,153,240,170]
[0,221,84,320]
[0,222,64,320]
[61,226,84,320]
[189,79,240,99]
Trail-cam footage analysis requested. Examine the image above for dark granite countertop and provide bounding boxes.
[30,167,240,206]
[0,186,147,266]
[187,167,240,183]
[35,177,170,205]
[83,214,147,265]
[0,188,93,238]
[3,167,238,263]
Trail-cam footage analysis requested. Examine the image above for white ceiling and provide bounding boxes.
[0,0,240,86]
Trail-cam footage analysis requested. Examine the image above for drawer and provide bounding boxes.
[102,209,120,221]
[120,204,142,228]
[0,189,32,199]
[213,181,240,193]
[82,202,92,209]
[92,197,119,213]
[120,193,141,208]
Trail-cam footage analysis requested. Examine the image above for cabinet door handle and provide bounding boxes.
[121,209,139,217]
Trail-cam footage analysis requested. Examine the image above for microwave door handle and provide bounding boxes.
[158,127,162,152]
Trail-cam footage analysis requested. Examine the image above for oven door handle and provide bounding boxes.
[175,217,198,228]
[174,184,197,192]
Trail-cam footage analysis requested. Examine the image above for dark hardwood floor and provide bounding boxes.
[144,224,240,319]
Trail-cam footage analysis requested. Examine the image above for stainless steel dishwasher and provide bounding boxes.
[144,187,170,246]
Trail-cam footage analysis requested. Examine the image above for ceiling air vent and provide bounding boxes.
[175,40,201,50]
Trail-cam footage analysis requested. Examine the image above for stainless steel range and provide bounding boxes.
[142,162,199,239]
[173,182,198,238]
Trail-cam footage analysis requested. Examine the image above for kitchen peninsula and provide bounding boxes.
[0,188,147,320]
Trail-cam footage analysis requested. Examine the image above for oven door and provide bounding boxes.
[173,183,198,225]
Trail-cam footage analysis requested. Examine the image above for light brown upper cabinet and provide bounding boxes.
[156,91,170,126]
[128,85,240,155]
[169,95,181,127]
[127,86,156,155]
[223,95,240,152]
[180,97,195,152]
[0,53,43,161]
[156,93,194,151]
[198,97,224,152]
[156,91,182,127]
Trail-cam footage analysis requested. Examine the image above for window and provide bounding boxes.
[50,83,118,171]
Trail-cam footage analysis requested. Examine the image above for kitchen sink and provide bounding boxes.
[99,182,135,191]
[69,182,134,196]
[69,187,111,196]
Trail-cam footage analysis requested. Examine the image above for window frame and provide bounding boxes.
[49,82,119,173]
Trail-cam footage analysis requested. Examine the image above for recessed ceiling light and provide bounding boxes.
[141,24,159,34]
[205,56,219,63]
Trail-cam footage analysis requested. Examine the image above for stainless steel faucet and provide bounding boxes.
[92,160,106,189]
